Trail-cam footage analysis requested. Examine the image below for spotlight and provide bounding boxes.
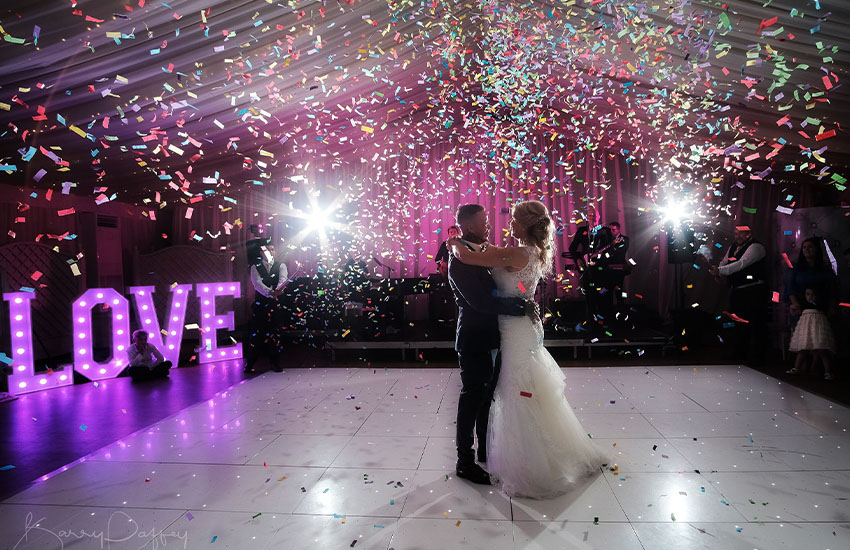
[660,200,690,225]
[306,209,330,233]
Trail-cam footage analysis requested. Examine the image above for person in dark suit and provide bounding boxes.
[608,222,630,304]
[246,224,271,266]
[448,204,538,485]
[246,244,288,373]
[568,222,591,271]
[435,225,461,277]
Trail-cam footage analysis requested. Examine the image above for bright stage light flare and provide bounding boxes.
[660,200,692,225]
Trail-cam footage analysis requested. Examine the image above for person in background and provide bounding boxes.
[568,222,591,272]
[246,224,271,266]
[435,225,461,277]
[786,238,837,318]
[246,243,288,373]
[584,225,616,329]
[708,226,768,366]
[839,247,850,364]
[608,221,630,304]
[127,329,172,381]
[783,237,839,377]
[786,287,836,379]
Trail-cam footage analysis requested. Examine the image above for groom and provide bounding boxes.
[448,204,538,485]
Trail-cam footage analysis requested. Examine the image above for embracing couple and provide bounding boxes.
[447,200,610,499]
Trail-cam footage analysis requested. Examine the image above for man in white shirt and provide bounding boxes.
[246,244,288,372]
[127,329,172,381]
[709,226,769,366]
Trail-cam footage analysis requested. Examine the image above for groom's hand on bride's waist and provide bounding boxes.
[524,300,540,323]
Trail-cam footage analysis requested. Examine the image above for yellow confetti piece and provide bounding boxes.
[68,125,88,139]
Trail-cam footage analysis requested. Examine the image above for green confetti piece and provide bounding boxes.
[743,207,757,214]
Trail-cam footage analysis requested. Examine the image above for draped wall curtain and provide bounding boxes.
[170,137,720,318]
[170,135,831,323]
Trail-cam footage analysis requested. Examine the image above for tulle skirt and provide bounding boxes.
[488,316,611,499]
[789,309,836,353]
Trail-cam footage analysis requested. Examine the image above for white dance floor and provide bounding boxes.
[3,364,850,549]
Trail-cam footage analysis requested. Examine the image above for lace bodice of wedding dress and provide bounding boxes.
[491,250,545,345]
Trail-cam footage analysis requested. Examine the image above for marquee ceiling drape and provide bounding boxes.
[1,0,849,318]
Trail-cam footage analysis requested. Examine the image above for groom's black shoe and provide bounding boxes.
[456,461,491,485]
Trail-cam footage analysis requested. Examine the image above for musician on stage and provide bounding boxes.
[608,222,630,303]
[435,225,461,277]
[584,225,616,328]
[246,243,288,373]
[568,222,591,272]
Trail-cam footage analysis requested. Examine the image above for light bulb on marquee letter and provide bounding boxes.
[72,288,130,380]
[129,285,191,365]
[3,292,73,395]
[196,282,242,364]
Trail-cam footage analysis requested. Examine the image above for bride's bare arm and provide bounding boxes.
[449,239,529,269]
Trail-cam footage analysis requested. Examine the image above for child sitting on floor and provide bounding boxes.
[127,329,172,381]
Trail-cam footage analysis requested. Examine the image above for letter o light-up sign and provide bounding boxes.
[73,288,131,380]
[197,283,243,364]
[3,292,74,393]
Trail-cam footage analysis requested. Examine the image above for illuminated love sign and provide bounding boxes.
[2,282,241,396]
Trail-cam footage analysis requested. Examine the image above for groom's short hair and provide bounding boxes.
[456,204,484,225]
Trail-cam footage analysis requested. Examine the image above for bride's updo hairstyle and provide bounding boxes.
[511,200,555,274]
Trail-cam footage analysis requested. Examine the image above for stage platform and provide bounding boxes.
[2,364,849,550]
[325,337,669,360]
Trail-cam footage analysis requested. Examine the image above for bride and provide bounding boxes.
[449,200,610,499]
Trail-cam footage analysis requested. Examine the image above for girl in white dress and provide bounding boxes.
[449,200,610,499]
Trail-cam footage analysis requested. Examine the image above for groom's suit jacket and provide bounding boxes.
[448,242,526,352]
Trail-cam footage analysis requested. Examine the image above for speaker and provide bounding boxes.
[666,225,696,264]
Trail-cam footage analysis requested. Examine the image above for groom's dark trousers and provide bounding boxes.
[448,252,526,466]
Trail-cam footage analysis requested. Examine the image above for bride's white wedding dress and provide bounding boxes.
[488,251,611,498]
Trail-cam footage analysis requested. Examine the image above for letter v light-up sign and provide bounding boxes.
[3,292,73,395]
[73,288,130,380]
[197,282,242,364]
[128,285,191,365]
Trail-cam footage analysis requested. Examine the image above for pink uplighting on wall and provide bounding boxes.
[3,292,74,396]
[71,288,130,381]
[197,283,242,365]
[129,285,192,365]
